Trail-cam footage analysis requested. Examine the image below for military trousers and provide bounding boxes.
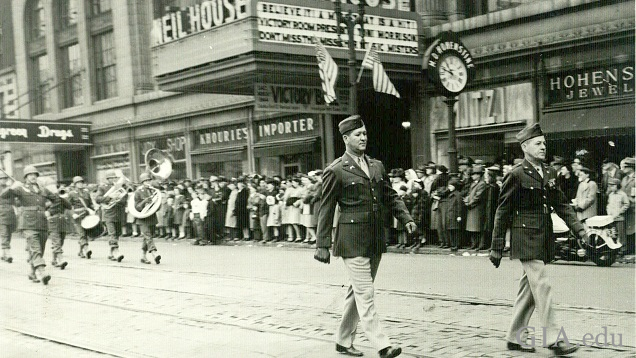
[105,221,122,249]
[24,230,48,269]
[337,255,391,352]
[73,220,88,248]
[507,260,559,346]
[140,224,157,253]
[0,224,13,250]
[49,231,66,255]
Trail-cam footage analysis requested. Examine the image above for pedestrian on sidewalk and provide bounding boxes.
[489,123,587,356]
[314,115,416,358]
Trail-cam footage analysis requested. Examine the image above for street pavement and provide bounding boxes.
[0,234,634,358]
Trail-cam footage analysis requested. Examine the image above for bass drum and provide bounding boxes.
[81,214,104,238]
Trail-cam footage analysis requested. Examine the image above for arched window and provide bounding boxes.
[58,0,78,29]
[29,0,46,40]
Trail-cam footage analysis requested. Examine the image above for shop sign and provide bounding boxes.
[152,0,250,46]
[194,124,249,150]
[257,2,418,55]
[0,120,90,145]
[255,116,319,142]
[94,142,129,156]
[139,135,186,162]
[546,63,634,105]
[334,0,412,12]
[255,83,349,114]
[431,83,534,130]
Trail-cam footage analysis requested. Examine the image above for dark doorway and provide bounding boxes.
[58,150,87,184]
[330,90,411,171]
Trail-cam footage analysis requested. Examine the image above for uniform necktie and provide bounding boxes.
[358,157,370,178]
[535,165,543,178]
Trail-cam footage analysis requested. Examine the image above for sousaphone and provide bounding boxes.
[127,149,173,219]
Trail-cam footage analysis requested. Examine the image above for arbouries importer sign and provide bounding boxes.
[0,120,90,145]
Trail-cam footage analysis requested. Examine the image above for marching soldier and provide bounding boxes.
[95,170,126,262]
[0,170,17,263]
[1,165,60,284]
[43,179,72,270]
[134,173,162,264]
[68,176,95,259]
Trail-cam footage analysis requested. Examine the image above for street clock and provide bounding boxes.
[424,31,476,97]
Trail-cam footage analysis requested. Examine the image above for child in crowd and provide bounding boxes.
[163,195,175,240]
[446,178,463,253]
[181,201,191,241]
[266,194,281,242]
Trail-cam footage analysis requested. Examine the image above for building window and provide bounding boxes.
[59,0,79,28]
[0,92,4,118]
[93,31,117,100]
[30,0,46,40]
[62,44,83,108]
[32,54,51,114]
[91,0,111,16]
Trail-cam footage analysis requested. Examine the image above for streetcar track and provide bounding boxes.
[1,267,634,355]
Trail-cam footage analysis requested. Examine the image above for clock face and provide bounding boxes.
[438,54,468,94]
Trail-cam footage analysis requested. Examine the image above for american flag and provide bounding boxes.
[361,46,400,98]
[315,40,338,104]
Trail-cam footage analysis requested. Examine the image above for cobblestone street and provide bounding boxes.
[0,236,634,357]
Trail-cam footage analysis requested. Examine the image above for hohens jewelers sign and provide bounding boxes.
[257,2,418,55]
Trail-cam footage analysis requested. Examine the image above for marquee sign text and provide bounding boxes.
[255,83,349,114]
[257,2,418,55]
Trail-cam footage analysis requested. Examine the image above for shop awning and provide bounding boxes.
[541,104,634,139]
[253,137,318,158]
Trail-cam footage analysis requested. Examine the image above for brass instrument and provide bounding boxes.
[102,175,131,210]
[127,149,172,219]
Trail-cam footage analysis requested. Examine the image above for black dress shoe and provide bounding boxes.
[507,341,536,353]
[379,346,401,358]
[154,255,161,264]
[336,344,363,357]
[86,250,92,259]
[548,340,578,356]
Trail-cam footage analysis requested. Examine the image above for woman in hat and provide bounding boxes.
[225,179,239,240]
[573,167,598,222]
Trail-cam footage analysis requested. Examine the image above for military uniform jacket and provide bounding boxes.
[46,195,72,233]
[2,183,57,231]
[95,183,127,223]
[134,185,158,226]
[491,159,585,263]
[316,152,413,258]
[0,186,17,228]
[68,188,94,220]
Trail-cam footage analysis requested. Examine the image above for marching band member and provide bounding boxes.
[135,173,161,264]
[43,179,72,270]
[1,165,60,284]
[0,170,17,263]
[95,170,126,262]
[68,176,95,259]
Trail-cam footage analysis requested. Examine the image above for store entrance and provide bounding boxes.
[331,91,411,171]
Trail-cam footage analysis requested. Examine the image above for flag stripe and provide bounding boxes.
[315,41,338,104]
[361,47,400,98]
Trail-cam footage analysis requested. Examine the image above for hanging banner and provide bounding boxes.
[255,83,349,113]
[0,120,90,145]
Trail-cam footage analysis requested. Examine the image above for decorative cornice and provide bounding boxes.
[471,18,634,59]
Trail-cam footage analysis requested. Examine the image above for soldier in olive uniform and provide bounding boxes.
[95,170,126,262]
[489,124,587,356]
[134,172,161,264]
[0,170,17,263]
[43,179,72,269]
[1,165,60,284]
[314,115,416,358]
[68,176,95,259]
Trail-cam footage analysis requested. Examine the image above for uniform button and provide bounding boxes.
[522,224,526,227]
[350,220,354,223]
[543,196,547,199]
[352,182,355,185]
[530,187,534,190]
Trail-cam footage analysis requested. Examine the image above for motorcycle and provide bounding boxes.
[552,214,623,267]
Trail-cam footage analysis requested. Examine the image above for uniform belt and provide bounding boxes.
[23,206,45,211]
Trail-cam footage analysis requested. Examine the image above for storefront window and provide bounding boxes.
[94,157,131,184]
[198,161,243,180]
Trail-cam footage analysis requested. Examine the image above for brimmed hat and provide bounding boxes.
[471,165,484,174]
[448,177,460,188]
[436,165,448,173]
[579,167,593,175]
[486,164,502,173]
[608,177,621,186]
[624,157,635,167]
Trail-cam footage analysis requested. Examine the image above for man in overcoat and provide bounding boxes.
[489,123,587,356]
[314,115,416,358]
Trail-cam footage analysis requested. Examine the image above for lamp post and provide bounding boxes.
[333,1,366,116]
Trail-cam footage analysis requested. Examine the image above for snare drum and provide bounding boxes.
[81,214,103,238]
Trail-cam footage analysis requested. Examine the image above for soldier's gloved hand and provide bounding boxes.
[314,247,330,264]
[489,249,503,268]
[405,221,417,235]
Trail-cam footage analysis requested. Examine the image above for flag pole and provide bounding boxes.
[356,46,372,83]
